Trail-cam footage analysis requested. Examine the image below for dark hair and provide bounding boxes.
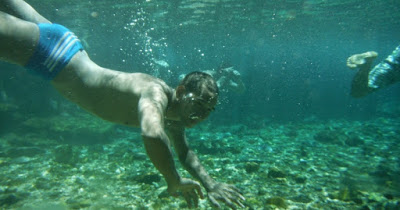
[180,71,219,96]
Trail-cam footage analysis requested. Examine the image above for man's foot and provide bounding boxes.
[347,51,378,69]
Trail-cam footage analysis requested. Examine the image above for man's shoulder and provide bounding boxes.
[126,73,172,94]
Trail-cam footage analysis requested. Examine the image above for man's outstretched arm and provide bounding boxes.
[167,124,245,209]
[139,95,204,208]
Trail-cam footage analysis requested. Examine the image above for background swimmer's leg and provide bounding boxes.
[368,45,400,90]
[346,51,377,98]
[0,0,50,24]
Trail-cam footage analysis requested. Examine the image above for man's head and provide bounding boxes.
[176,72,219,127]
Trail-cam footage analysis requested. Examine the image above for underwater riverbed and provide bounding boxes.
[0,108,399,209]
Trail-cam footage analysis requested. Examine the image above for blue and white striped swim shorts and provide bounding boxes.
[25,23,84,80]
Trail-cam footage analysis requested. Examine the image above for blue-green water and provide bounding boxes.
[1,0,400,209]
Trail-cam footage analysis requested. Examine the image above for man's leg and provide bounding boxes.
[0,0,50,24]
[0,11,39,65]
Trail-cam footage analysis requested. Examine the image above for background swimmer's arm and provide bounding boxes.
[0,0,50,24]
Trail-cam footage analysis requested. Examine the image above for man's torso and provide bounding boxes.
[52,52,173,127]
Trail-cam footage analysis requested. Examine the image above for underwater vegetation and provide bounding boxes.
[0,102,400,209]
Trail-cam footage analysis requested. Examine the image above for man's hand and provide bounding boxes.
[168,178,204,208]
[207,182,245,209]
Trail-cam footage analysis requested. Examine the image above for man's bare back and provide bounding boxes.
[52,51,173,127]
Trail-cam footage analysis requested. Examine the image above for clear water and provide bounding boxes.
[1,0,400,209]
[4,0,399,123]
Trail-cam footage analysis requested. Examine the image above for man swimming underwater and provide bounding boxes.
[0,0,245,208]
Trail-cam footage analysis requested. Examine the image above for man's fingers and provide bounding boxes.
[225,186,245,201]
[228,185,244,195]
[195,186,204,199]
[230,190,245,201]
[237,200,245,208]
[220,185,245,202]
[228,185,240,192]
[208,195,221,208]
[208,189,246,209]
[226,192,245,208]
[188,181,204,199]
[238,193,246,201]
[220,196,237,210]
